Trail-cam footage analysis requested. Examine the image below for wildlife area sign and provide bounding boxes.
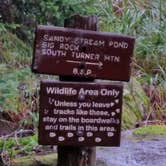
[32,26,135,81]
[39,80,123,146]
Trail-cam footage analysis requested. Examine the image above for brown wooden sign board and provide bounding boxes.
[39,80,123,146]
[32,26,135,81]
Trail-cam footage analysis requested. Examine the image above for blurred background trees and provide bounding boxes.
[0,0,97,42]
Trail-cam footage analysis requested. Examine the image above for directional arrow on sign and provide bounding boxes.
[66,60,103,68]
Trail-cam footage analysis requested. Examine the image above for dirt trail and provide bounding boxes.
[97,130,166,166]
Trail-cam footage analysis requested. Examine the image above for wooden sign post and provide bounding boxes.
[57,15,98,166]
[32,15,135,166]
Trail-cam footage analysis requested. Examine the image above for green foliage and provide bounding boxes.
[98,0,145,35]
[3,0,97,42]
[0,23,20,32]
[0,31,32,66]
[20,112,39,130]
[122,78,150,129]
[12,0,93,24]
[0,134,37,157]
[122,107,138,129]
[133,125,166,136]
[0,23,7,32]
[135,28,166,73]
[97,1,166,126]
[12,153,57,166]
[0,64,8,74]
[0,30,36,119]
[98,0,166,74]
[0,68,36,112]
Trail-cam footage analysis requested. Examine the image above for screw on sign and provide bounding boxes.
[32,26,135,81]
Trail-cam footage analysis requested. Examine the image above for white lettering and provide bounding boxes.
[53,108,75,115]
[72,68,93,76]
[46,87,77,96]
[60,43,79,51]
[59,124,76,131]
[43,35,105,47]
[79,102,91,109]
[104,55,120,62]
[92,102,111,108]
[109,41,128,49]
[79,88,99,97]
[43,116,57,124]
[72,52,100,61]
[54,100,77,107]
[41,42,54,49]
[81,117,119,124]
[42,49,66,57]
[100,89,120,97]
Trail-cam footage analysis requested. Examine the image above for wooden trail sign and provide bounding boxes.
[32,15,136,166]
[32,26,135,81]
[39,80,123,147]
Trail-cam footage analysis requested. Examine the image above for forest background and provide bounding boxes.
[0,0,166,163]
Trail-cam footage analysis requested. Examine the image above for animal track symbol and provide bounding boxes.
[48,97,54,105]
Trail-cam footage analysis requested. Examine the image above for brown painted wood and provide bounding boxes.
[39,81,123,146]
[32,17,135,81]
[57,15,97,166]
[57,146,96,166]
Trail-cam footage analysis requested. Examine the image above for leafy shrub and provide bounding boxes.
[0,31,31,66]
[122,78,150,129]
[0,68,36,113]
[133,125,166,136]
[0,134,37,157]
[0,0,97,42]
[98,0,166,73]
